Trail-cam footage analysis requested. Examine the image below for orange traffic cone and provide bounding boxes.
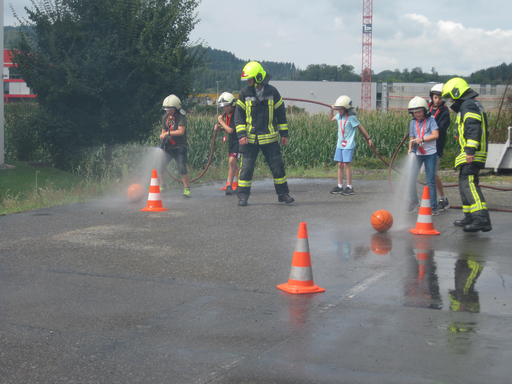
[232,176,238,190]
[277,222,325,294]
[410,186,440,235]
[141,169,169,212]
[221,177,229,190]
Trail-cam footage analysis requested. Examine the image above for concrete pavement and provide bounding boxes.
[1,178,511,383]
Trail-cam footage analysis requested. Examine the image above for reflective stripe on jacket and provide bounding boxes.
[454,98,488,168]
[235,83,288,145]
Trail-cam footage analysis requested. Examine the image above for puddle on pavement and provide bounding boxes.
[314,227,511,317]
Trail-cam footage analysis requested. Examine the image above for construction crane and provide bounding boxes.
[361,0,373,111]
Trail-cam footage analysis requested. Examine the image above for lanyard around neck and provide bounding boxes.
[340,115,348,138]
[429,105,440,118]
[416,119,426,139]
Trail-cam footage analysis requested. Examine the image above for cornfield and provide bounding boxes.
[71,108,511,181]
[184,110,452,170]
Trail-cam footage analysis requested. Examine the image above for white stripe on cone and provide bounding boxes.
[294,238,309,253]
[289,266,313,282]
[148,192,162,201]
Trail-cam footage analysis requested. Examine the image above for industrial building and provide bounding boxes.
[3,50,36,103]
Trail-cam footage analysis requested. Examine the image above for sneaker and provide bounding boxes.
[238,198,248,206]
[159,184,168,192]
[278,194,295,204]
[183,187,191,198]
[342,187,355,195]
[330,186,344,194]
[406,201,419,213]
[438,198,450,212]
[225,186,234,195]
[431,209,439,216]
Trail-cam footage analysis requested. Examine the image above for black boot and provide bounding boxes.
[278,194,295,204]
[463,218,492,232]
[454,214,472,227]
[238,198,248,206]
[463,211,492,232]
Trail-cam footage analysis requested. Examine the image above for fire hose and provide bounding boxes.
[164,96,512,212]
[284,98,512,213]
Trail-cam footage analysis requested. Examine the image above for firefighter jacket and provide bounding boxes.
[450,89,488,169]
[234,75,288,145]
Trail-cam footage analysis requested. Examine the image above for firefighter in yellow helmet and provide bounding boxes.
[442,78,491,232]
[234,61,294,206]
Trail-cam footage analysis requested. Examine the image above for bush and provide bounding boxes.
[4,102,51,162]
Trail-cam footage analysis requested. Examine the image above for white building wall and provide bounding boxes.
[269,80,505,114]
[6,82,31,95]
[270,80,377,115]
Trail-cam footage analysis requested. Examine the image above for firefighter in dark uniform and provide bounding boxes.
[442,78,492,232]
[234,61,294,206]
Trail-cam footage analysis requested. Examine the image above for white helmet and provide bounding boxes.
[408,96,428,113]
[162,94,186,115]
[430,83,444,95]
[334,95,352,110]
[162,94,181,109]
[217,92,236,108]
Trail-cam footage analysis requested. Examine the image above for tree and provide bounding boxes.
[12,0,205,168]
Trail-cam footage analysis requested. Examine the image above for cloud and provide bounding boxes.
[403,13,431,27]
[372,14,512,75]
[334,17,343,30]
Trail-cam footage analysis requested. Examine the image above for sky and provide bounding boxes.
[4,0,512,76]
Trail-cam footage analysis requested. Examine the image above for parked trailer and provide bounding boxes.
[485,126,512,172]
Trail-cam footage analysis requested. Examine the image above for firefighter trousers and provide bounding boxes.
[459,163,489,222]
[237,141,289,199]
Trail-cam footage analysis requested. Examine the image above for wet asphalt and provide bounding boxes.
[1,178,511,383]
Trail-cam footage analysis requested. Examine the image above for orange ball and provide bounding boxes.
[127,184,146,203]
[371,210,393,232]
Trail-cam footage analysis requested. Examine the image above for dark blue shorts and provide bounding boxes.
[163,147,188,175]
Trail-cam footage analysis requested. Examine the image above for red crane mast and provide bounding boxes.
[361,0,373,111]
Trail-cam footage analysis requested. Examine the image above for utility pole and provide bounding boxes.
[1,0,5,165]
[361,0,373,111]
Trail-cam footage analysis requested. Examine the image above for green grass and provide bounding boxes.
[0,160,84,196]
[0,161,92,215]
[3,158,512,215]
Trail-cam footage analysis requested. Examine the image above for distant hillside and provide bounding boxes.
[5,26,511,89]
[4,26,21,48]
[196,47,297,93]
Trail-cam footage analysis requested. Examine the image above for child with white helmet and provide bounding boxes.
[406,96,439,214]
[215,92,240,195]
[159,94,191,197]
[428,84,451,211]
[329,96,373,195]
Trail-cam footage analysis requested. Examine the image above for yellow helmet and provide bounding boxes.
[334,95,352,110]
[442,78,470,100]
[408,96,428,113]
[217,92,236,107]
[241,61,266,83]
[162,94,182,110]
